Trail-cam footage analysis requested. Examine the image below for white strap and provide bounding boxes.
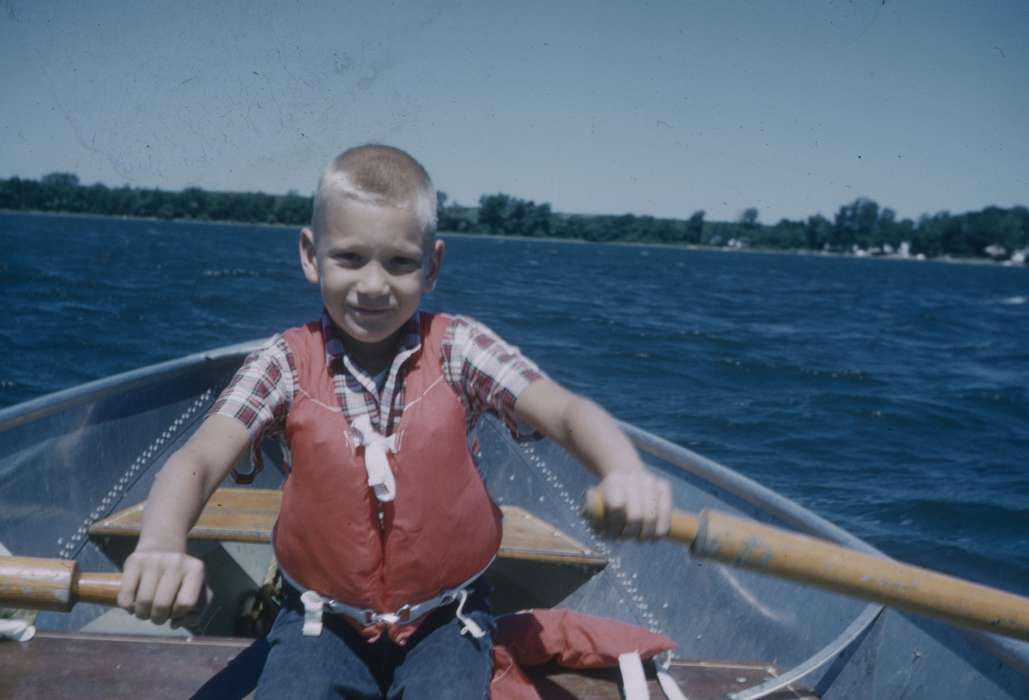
[657,670,689,700]
[351,414,397,502]
[301,590,325,637]
[0,619,36,642]
[657,652,689,700]
[619,651,650,700]
[454,588,486,639]
[281,559,493,635]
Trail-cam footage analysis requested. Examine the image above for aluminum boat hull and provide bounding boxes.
[1,341,1027,699]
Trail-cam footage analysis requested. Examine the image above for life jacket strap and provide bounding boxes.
[282,559,493,638]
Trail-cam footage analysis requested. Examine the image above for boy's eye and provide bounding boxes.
[334,252,363,266]
[390,256,420,271]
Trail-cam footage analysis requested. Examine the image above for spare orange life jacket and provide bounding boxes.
[273,313,503,644]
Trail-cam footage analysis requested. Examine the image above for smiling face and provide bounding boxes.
[299,197,443,367]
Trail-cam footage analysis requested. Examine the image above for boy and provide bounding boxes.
[118,145,673,698]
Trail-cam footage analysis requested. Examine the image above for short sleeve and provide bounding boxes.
[209,336,295,480]
[442,316,546,439]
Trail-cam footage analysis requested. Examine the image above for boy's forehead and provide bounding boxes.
[317,198,428,247]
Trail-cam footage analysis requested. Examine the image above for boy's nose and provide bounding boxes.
[356,264,390,296]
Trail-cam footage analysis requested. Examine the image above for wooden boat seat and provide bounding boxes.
[90,487,607,569]
[90,488,606,613]
[0,632,819,699]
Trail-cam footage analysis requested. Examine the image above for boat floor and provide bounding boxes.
[1,632,817,699]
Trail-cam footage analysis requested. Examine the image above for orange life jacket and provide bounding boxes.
[273,313,503,644]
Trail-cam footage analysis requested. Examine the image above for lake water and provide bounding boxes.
[2,211,1027,595]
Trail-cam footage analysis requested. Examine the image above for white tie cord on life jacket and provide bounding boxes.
[351,414,397,502]
[454,588,486,639]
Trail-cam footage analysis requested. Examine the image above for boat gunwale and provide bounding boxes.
[0,338,269,433]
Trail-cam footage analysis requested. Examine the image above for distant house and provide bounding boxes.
[984,243,1008,260]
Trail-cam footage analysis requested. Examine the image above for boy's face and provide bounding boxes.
[299,198,443,358]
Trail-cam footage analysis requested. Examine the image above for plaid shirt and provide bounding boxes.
[211,310,545,475]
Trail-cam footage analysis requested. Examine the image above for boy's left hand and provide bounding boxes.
[598,466,673,540]
[513,380,673,539]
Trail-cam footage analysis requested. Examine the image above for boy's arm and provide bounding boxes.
[514,378,672,539]
[116,414,250,625]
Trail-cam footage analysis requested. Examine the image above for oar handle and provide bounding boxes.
[76,571,122,606]
[583,488,1029,642]
[0,556,121,611]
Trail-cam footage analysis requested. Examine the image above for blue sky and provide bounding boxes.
[2,0,1027,223]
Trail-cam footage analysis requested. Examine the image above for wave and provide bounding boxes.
[201,268,260,278]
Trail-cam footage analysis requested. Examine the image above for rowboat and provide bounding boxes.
[2,340,1028,699]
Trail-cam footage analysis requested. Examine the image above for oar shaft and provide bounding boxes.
[583,489,1029,641]
[0,556,122,611]
[693,510,1029,641]
[0,556,77,611]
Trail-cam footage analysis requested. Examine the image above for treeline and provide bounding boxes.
[462,194,1029,260]
[441,192,707,245]
[3,173,1028,261]
[0,173,310,225]
[734,199,1029,260]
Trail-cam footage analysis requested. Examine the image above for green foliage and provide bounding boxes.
[1,174,1026,260]
[0,173,314,226]
[478,193,552,237]
[739,207,759,228]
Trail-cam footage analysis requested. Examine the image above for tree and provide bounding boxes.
[833,197,881,249]
[40,172,80,189]
[40,172,82,211]
[805,214,832,250]
[685,210,705,244]
[739,207,759,228]
[477,193,511,234]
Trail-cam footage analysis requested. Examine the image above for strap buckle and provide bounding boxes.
[364,603,412,626]
[394,603,412,623]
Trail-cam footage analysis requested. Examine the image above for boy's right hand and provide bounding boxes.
[117,550,208,628]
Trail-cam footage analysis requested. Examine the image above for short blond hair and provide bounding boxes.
[312,144,437,243]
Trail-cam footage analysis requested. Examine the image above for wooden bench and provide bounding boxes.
[89,488,607,613]
[0,632,818,699]
[90,487,607,568]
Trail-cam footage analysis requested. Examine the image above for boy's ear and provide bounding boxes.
[423,239,445,292]
[299,227,320,284]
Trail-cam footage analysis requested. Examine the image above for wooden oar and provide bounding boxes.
[0,556,120,611]
[584,488,1029,642]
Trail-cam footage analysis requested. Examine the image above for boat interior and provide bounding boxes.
[11,484,817,699]
[2,342,1027,699]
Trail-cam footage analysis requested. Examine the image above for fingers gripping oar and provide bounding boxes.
[0,556,121,611]
[584,488,1029,642]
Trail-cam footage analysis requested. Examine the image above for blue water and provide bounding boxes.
[2,211,1028,596]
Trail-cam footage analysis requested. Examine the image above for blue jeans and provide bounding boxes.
[254,580,495,699]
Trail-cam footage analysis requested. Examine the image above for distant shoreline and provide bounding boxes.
[443,230,1015,267]
[3,208,1022,269]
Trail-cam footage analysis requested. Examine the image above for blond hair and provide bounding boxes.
[312,144,437,244]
